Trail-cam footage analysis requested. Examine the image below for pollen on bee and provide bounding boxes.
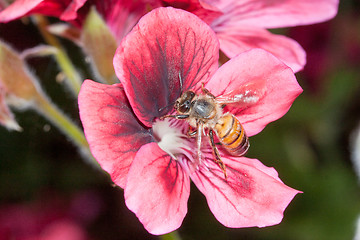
[152,118,192,160]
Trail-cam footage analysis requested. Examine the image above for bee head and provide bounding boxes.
[174,91,195,114]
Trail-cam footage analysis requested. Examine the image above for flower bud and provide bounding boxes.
[81,7,118,84]
[0,87,22,131]
[0,40,41,101]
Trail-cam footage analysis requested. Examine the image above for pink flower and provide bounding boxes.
[0,0,86,25]
[0,196,89,240]
[0,0,151,41]
[0,0,154,84]
[161,0,339,72]
[78,7,302,235]
[0,0,339,72]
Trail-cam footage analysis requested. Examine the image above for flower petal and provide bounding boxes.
[59,0,87,21]
[209,0,339,29]
[0,0,86,23]
[78,80,154,188]
[205,49,302,136]
[95,0,151,42]
[161,0,223,25]
[113,7,219,127]
[125,142,190,235]
[190,156,300,228]
[0,0,43,22]
[217,27,306,72]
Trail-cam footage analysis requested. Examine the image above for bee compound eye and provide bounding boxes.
[183,91,195,101]
[179,104,190,113]
[179,99,193,113]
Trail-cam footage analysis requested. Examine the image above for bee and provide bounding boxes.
[161,81,265,179]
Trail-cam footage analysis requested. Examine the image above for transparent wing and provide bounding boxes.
[216,79,266,108]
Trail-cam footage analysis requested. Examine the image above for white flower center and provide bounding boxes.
[152,118,192,160]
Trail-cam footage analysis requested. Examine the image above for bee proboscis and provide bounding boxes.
[161,81,265,179]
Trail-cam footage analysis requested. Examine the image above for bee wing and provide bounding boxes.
[216,79,266,108]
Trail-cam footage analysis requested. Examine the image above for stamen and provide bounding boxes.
[152,119,192,160]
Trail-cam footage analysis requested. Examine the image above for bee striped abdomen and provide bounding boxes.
[214,113,249,156]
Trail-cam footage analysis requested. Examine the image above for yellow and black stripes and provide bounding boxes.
[214,113,249,156]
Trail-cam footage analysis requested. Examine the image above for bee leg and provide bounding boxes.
[201,83,216,99]
[195,123,203,166]
[187,126,197,138]
[160,114,189,120]
[209,129,228,180]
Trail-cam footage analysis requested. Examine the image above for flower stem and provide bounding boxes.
[159,231,182,240]
[32,15,82,96]
[35,94,99,168]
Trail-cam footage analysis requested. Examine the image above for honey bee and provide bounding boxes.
[161,81,265,179]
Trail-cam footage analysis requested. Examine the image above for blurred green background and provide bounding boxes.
[1,0,360,239]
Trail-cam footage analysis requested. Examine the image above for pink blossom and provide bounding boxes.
[0,0,86,25]
[0,0,152,41]
[0,0,339,72]
[161,0,339,72]
[78,7,302,235]
[0,196,89,240]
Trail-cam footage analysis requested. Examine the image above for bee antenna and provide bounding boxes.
[179,72,183,92]
[158,101,175,112]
